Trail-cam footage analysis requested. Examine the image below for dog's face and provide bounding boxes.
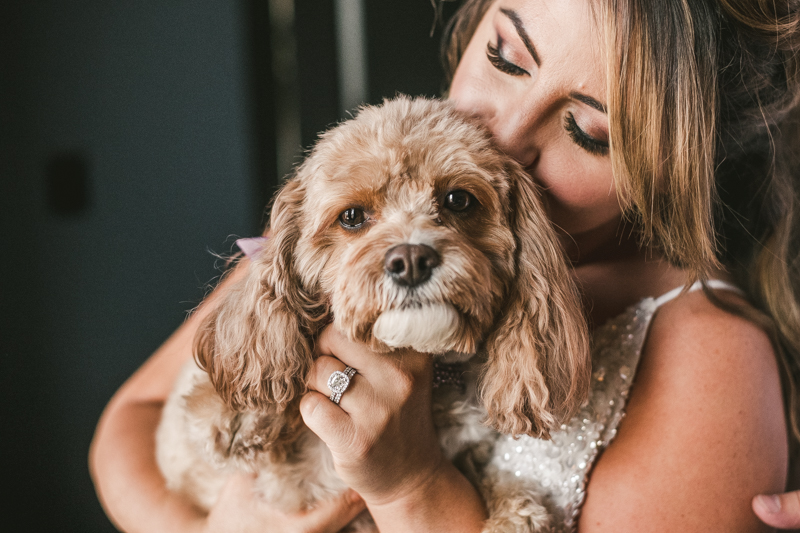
[291,100,518,356]
[196,97,590,439]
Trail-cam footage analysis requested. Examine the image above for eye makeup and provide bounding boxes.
[486,39,529,77]
[564,112,609,156]
[484,8,610,157]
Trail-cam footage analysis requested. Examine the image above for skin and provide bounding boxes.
[754,493,800,529]
[89,0,789,531]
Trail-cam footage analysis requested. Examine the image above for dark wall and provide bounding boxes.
[0,1,449,531]
[0,2,259,530]
[365,1,457,102]
[293,0,454,148]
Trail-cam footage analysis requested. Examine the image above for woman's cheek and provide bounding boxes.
[533,153,620,234]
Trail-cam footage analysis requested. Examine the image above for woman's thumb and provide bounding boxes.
[302,489,367,533]
[753,492,800,529]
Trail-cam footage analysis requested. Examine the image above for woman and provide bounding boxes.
[90,0,800,531]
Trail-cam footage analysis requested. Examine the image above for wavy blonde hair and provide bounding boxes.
[442,0,800,436]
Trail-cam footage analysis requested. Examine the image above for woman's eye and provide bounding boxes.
[444,190,476,212]
[564,113,609,157]
[486,39,529,77]
[339,207,366,228]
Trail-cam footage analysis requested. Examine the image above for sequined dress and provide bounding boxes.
[487,281,740,531]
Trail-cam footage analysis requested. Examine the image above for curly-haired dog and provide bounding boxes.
[156,96,590,532]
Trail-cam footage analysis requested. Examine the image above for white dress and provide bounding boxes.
[487,280,742,531]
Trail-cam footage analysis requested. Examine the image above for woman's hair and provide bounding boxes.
[441,0,800,436]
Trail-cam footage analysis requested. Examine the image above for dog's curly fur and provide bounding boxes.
[156,96,590,531]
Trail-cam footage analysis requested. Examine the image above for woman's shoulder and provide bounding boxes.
[578,288,788,532]
[647,286,778,384]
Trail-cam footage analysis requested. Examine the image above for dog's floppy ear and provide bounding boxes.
[480,168,591,438]
[195,177,324,412]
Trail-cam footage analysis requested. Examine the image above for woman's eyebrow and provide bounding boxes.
[499,8,541,66]
[570,92,607,114]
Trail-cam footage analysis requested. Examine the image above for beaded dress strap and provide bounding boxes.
[653,279,744,309]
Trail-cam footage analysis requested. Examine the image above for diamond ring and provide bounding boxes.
[327,366,357,405]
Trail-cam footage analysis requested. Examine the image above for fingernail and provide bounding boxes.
[756,494,782,514]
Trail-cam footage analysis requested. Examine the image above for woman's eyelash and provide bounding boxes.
[564,112,609,156]
[486,40,528,77]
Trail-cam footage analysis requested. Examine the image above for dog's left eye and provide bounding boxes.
[339,207,366,228]
[444,190,475,212]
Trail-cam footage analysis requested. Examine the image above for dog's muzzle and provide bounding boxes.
[373,242,460,353]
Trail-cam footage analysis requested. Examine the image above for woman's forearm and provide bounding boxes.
[366,460,487,533]
[91,398,205,532]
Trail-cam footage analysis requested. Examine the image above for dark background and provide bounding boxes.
[0,1,457,530]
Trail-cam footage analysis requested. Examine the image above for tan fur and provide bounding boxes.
[157,96,590,531]
[481,166,591,439]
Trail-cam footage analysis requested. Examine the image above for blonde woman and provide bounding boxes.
[90,0,800,531]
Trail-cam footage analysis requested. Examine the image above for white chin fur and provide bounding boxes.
[373,304,460,353]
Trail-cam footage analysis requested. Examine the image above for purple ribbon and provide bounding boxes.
[236,236,269,258]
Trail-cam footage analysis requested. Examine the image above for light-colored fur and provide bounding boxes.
[156,96,591,532]
[373,303,461,351]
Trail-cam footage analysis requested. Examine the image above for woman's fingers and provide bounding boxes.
[299,489,366,533]
[209,473,365,533]
[315,327,378,374]
[299,390,357,450]
[753,492,800,529]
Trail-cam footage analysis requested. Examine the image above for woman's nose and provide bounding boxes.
[488,110,540,168]
[453,95,539,168]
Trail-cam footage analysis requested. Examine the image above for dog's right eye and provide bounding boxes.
[339,207,366,228]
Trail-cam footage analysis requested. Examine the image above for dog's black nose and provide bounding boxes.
[384,244,440,287]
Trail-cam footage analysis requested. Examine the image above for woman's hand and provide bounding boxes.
[202,473,366,533]
[301,326,442,504]
[753,492,800,530]
[300,326,486,533]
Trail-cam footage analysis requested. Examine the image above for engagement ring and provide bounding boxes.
[327,366,357,404]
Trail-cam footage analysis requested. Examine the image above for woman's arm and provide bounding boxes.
[579,291,788,532]
[88,263,365,533]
